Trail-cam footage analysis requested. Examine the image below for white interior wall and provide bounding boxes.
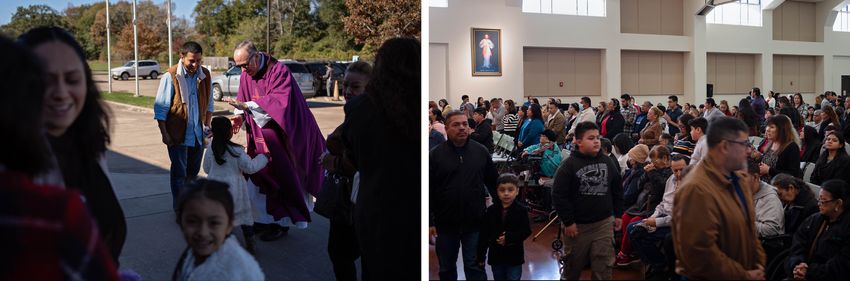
[430,0,850,108]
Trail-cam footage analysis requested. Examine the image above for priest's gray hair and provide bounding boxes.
[235,40,258,55]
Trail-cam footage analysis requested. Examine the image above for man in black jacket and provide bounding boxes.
[553,121,624,280]
[430,110,499,280]
[471,107,494,153]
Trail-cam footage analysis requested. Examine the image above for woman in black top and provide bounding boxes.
[811,132,850,185]
[786,179,850,280]
[771,174,819,236]
[800,126,823,164]
[759,115,802,180]
[18,27,127,263]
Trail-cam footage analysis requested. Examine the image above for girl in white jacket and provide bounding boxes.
[173,179,265,281]
[203,116,269,254]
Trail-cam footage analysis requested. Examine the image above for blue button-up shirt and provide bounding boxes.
[153,70,214,147]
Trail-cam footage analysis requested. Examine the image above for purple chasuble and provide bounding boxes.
[237,53,326,223]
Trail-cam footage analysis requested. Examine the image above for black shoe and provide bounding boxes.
[245,235,257,255]
[259,225,289,241]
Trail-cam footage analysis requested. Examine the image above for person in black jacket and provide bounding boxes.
[553,121,624,280]
[471,107,494,153]
[603,98,626,140]
[786,179,850,280]
[800,125,822,164]
[430,110,498,281]
[770,173,818,236]
[810,132,850,185]
[476,173,532,280]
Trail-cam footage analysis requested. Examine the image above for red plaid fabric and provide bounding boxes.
[0,171,119,281]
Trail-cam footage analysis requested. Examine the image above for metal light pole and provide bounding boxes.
[106,0,112,93]
[267,0,270,53]
[167,0,172,66]
[133,0,139,97]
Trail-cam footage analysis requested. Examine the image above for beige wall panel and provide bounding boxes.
[707,53,717,85]
[782,1,800,41]
[660,0,683,35]
[621,0,639,33]
[716,54,736,94]
[639,52,663,95]
[661,53,684,94]
[781,55,800,92]
[735,55,756,93]
[548,49,575,96]
[799,2,815,42]
[575,49,602,95]
[524,48,549,96]
[622,51,640,95]
[638,0,662,34]
[799,56,815,93]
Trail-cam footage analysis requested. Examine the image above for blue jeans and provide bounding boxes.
[629,222,672,266]
[491,265,522,280]
[435,229,486,280]
[167,143,204,210]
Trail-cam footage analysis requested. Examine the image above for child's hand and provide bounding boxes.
[496,232,506,246]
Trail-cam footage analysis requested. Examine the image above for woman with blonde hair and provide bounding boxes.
[758,115,802,181]
[639,106,664,148]
[719,100,732,116]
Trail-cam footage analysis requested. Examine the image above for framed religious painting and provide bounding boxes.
[471,28,502,76]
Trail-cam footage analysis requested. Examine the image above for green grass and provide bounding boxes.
[102,91,155,108]
[88,60,110,72]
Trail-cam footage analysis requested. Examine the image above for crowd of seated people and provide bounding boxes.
[430,89,850,280]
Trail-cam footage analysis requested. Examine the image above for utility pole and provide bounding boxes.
[133,0,139,97]
[167,0,173,66]
[106,0,112,93]
[267,0,271,53]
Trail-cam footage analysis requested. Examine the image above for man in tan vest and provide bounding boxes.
[153,41,213,210]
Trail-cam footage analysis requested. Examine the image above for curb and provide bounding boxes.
[105,100,153,114]
[105,100,232,116]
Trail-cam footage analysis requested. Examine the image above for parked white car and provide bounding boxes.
[111,60,161,80]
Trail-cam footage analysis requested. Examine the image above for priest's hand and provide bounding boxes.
[224,97,248,110]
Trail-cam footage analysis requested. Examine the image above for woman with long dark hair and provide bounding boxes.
[18,26,126,263]
[602,98,625,140]
[502,100,520,137]
[340,37,420,279]
[819,105,841,140]
[439,99,453,117]
[737,98,761,136]
[810,132,850,185]
[800,125,822,164]
[517,103,545,149]
[794,93,809,121]
[759,115,802,181]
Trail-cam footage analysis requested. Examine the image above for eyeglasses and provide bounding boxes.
[724,138,750,147]
[235,52,256,69]
[818,199,836,206]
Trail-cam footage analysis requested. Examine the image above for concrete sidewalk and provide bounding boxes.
[108,102,353,280]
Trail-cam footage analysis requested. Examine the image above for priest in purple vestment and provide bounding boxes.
[227,40,325,233]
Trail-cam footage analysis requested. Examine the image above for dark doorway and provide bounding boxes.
[842,75,850,97]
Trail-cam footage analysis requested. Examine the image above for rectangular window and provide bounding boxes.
[834,4,850,32]
[430,0,448,8]
[707,0,762,27]
[523,0,606,17]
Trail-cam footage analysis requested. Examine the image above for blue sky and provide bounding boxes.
[1,0,198,26]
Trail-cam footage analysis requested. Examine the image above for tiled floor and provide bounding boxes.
[428,217,644,280]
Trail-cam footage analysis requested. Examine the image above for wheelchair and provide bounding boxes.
[761,234,792,281]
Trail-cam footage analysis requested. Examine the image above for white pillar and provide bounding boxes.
[106,0,111,93]
[167,0,173,67]
[133,0,139,97]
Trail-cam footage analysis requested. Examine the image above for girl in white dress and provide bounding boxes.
[203,116,269,253]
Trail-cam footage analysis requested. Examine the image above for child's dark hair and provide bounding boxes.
[661,133,674,144]
[497,173,520,187]
[600,138,612,154]
[211,116,241,165]
[175,179,234,224]
[574,121,599,140]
